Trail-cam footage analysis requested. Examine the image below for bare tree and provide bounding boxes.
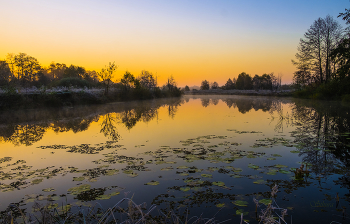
[99,62,117,95]
[292,16,343,85]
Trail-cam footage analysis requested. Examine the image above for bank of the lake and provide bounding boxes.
[0,86,182,110]
[184,89,293,97]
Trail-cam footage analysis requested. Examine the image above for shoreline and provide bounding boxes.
[184,89,293,97]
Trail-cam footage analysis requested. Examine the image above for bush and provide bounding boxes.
[56,77,92,88]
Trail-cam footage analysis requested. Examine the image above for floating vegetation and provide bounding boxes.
[272,154,282,157]
[236,209,249,215]
[279,169,291,174]
[180,187,191,192]
[252,137,294,148]
[96,191,120,200]
[266,169,278,175]
[42,188,55,192]
[0,157,12,164]
[248,164,259,169]
[73,177,85,181]
[233,200,248,207]
[38,142,123,154]
[32,179,43,185]
[146,180,159,186]
[227,129,262,134]
[259,198,272,205]
[68,184,91,195]
[253,180,265,184]
[274,164,288,168]
[161,167,173,171]
[201,174,212,178]
[212,181,225,187]
[216,203,225,208]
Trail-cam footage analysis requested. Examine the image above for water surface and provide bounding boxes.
[1,95,350,223]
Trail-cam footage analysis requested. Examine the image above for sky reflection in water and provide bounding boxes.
[0,95,350,223]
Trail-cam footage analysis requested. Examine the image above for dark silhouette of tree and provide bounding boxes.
[138,70,157,89]
[64,65,86,79]
[184,85,190,91]
[99,62,117,95]
[330,8,350,81]
[120,71,136,91]
[236,72,252,90]
[330,38,350,80]
[223,78,235,90]
[292,16,343,85]
[200,80,209,90]
[12,53,42,84]
[210,82,219,89]
[0,61,12,85]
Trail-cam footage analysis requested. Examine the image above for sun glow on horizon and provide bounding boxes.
[1,0,348,87]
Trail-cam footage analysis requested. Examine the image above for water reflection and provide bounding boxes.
[0,98,184,146]
[100,114,120,141]
[0,96,350,223]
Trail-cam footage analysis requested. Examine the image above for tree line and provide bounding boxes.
[0,53,181,98]
[292,8,350,99]
[194,72,282,91]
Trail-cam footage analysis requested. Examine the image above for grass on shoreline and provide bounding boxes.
[2,185,292,224]
[0,86,182,110]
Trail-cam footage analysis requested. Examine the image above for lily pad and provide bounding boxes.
[42,188,55,192]
[290,150,299,153]
[233,168,243,172]
[201,174,212,178]
[212,181,225,187]
[259,199,272,205]
[73,177,85,181]
[216,203,225,208]
[233,200,248,207]
[146,181,159,186]
[272,154,282,157]
[180,187,191,192]
[236,209,248,215]
[279,169,291,174]
[274,164,288,168]
[32,179,43,185]
[68,184,91,195]
[253,179,265,184]
[248,164,259,169]
[267,158,276,160]
[96,194,112,200]
[266,170,278,175]
[179,172,189,176]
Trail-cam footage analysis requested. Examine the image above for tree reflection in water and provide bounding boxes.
[100,113,120,141]
[0,98,184,146]
[290,99,350,196]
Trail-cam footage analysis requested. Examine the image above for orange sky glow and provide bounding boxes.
[1,0,349,87]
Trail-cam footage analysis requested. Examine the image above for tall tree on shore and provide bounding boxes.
[99,62,117,95]
[236,72,252,90]
[292,16,343,85]
[330,8,350,80]
[200,80,209,90]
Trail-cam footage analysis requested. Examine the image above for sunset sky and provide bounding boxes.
[1,0,349,87]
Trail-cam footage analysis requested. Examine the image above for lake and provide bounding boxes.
[0,95,349,223]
